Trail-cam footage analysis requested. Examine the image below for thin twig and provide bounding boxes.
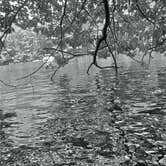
[0,0,29,55]
[44,47,94,57]
[50,66,61,82]
[0,79,17,88]
[135,0,155,25]
[59,0,68,57]
[105,40,118,74]
[16,41,63,81]
[16,62,46,80]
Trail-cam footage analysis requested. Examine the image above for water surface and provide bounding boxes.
[0,54,166,165]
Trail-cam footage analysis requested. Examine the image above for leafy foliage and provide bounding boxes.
[2,27,53,62]
[0,0,165,59]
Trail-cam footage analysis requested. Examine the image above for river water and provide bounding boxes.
[0,54,166,165]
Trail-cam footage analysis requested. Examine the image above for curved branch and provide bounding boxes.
[0,79,17,88]
[50,66,61,82]
[105,40,118,74]
[16,62,46,80]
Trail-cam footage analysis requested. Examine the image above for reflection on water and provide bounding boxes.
[0,54,166,165]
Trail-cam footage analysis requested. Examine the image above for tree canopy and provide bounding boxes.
[0,0,166,72]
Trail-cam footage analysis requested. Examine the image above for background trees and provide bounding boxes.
[0,0,166,70]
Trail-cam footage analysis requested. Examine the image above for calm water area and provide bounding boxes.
[0,54,166,165]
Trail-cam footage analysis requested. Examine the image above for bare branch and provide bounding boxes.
[105,40,118,74]
[50,66,61,82]
[0,0,29,52]
[16,62,46,80]
[59,0,68,57]
[44,47,90,57]
[135,0,155,25]
[0,79,17,88]
[16,43,92,81]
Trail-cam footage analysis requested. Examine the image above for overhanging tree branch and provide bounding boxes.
[87,0,110,74]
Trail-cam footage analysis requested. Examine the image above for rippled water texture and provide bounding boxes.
[0,54,166,165]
